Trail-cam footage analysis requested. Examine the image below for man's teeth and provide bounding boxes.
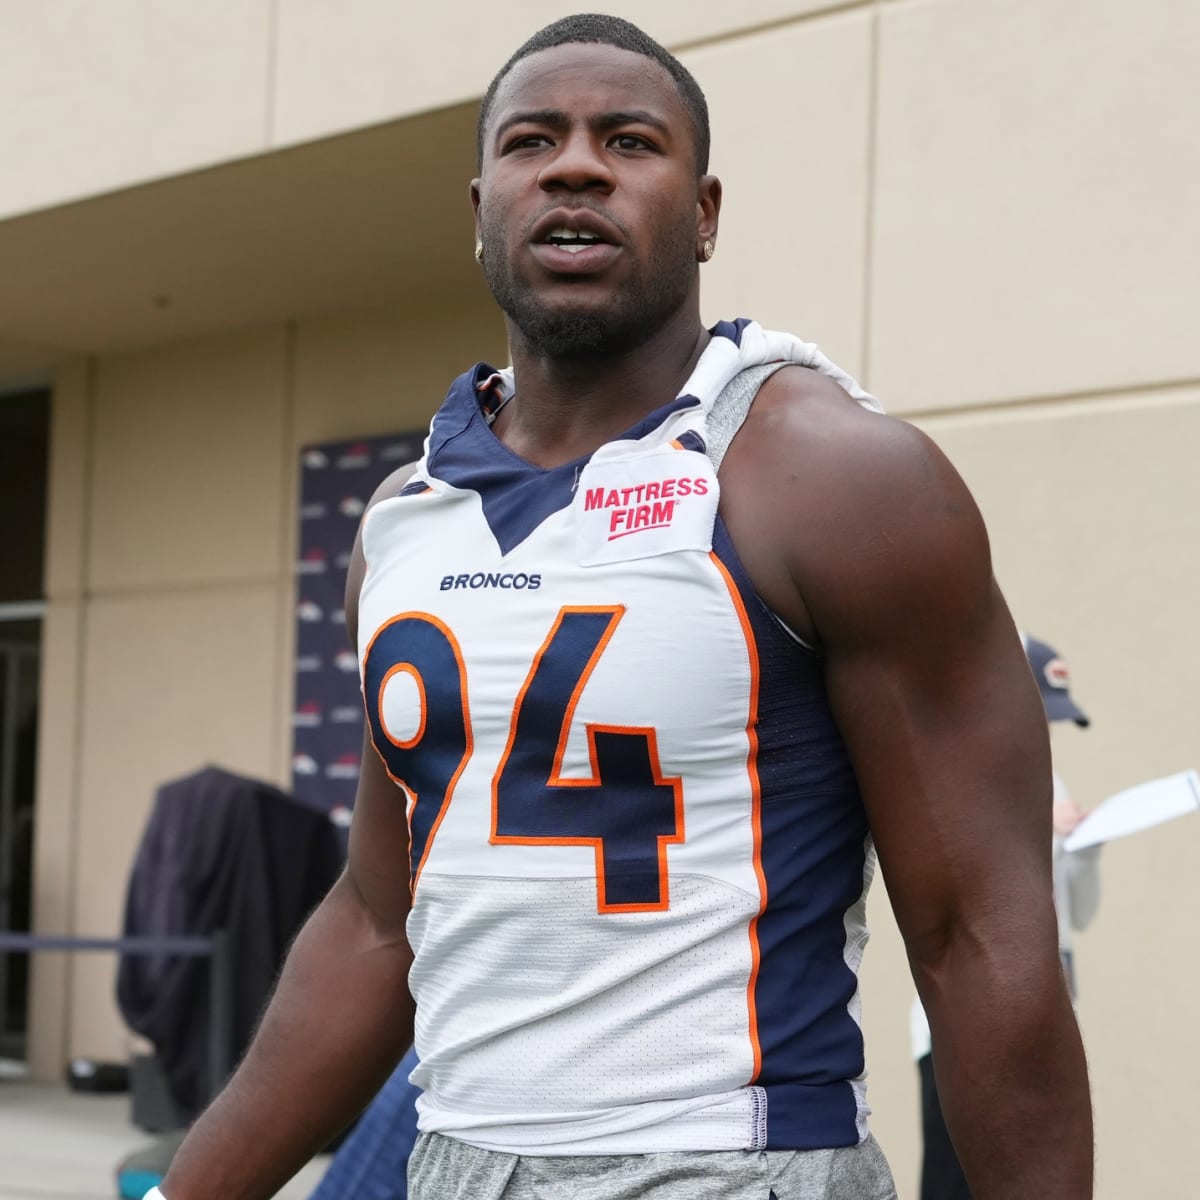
[546,228,602,253]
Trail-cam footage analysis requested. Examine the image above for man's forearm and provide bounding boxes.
[162,874,414,1200]
[921,936,1093,1199]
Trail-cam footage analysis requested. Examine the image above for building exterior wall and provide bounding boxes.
[9,2,1198,1196]
[917,391,1200,1199]
[28,298,508,1075]
[0,0,862,222]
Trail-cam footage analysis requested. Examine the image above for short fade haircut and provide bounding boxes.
[477,13,711,174]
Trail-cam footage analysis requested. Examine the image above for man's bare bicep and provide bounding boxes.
[783,421,1051,941]
[345,727,413,939]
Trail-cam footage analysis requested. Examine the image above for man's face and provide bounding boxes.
[472,43,719,358]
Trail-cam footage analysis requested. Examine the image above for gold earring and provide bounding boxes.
[474,241,484,265]
[702,240,715,262]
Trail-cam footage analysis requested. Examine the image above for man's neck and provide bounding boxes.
[495,313,710,469]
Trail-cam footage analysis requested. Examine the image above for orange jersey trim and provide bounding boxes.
[708,550,766,1081]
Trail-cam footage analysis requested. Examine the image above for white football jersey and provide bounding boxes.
[357,321,879,1154]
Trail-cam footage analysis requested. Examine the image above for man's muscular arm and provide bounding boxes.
[722,373,1092,1199]
[161,467,418,1200]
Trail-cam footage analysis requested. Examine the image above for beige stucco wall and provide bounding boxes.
[875,398,1199,1196]
[0,0,863,222]
[870,0,1200,410]
[11,1,1199,1196]
[695,7,874,374]
[862,7,1200,1195]
[905,390,1200,1199]
[28,298,507,1075]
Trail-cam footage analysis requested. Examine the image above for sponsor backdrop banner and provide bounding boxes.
[292,432,425,816]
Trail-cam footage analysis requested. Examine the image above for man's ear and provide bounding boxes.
[696,174,722,243]
[470,179,483,236]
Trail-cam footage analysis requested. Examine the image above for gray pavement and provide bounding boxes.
[0,1075,330,1200]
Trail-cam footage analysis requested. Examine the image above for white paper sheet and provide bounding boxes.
[1063,769,1200,853]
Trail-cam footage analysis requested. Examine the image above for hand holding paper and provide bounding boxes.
[1063,769,1200,853]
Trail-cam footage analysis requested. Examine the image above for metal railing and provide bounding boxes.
[0,930,234,1101]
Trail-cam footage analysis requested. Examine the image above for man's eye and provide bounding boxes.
[611,134,651,151]
[505,134,550,152]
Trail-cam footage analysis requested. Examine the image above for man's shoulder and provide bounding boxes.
[719,362,988,641]
[738,363,938,504]
[361,462,422,517]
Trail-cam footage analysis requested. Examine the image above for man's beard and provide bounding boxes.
[480,220,697,359]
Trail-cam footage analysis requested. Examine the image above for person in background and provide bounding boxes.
[912,632,1100,1200]
[307,1047,421,1200]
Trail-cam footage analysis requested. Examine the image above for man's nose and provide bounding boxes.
[538,132,615,192]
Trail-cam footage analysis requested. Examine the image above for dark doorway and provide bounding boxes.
[0,388,49,1063]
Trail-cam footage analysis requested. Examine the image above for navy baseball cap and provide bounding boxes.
[1022,634,1090,727]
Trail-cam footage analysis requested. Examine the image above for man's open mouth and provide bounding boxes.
[543,228,605,254]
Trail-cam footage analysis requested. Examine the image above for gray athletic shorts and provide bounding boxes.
[407,1131,898,1199]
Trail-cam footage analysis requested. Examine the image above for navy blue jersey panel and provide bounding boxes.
[708,317,753,347]
[761,1082,860,1151]
[712,518,870,1148]
[424,366,577,556]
